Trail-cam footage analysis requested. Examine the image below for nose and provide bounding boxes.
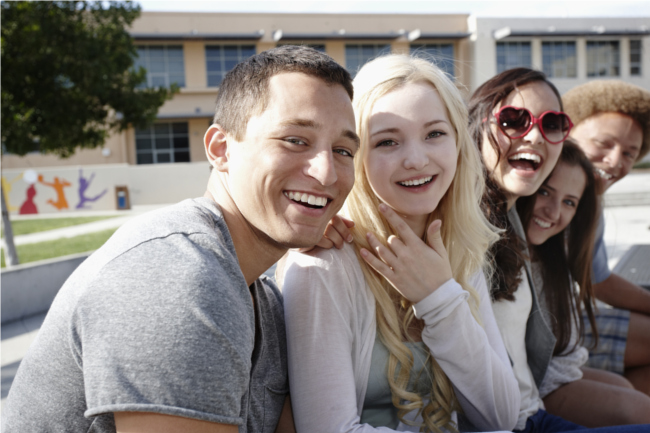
[402,142,429,170]
[306,149,338,186]
[543,198,561,221]
[524,122,545,146]
[604,147,623,169]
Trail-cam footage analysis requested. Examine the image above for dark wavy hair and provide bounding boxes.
[517,139,600,354]
[468,67,563,301]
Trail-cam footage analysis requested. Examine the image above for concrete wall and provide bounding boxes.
[1,252,90,324]
[2,162,209,215]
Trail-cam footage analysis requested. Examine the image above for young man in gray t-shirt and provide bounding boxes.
[3,46,359,433]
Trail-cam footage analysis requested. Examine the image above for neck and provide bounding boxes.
[505,193,518,211]
[206,173,286,287]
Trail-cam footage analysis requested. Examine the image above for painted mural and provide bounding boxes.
[2,168,108,215]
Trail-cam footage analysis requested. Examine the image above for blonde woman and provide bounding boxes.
[280,54,520,432]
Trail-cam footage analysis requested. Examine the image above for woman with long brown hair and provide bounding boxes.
[517,139,650,426]
[468,67,647,433]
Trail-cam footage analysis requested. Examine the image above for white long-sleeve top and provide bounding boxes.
[281,244,520,433]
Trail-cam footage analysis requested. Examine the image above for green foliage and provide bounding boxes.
[1,215,118,237]
[1,1,177,157]
[1,228,117,268]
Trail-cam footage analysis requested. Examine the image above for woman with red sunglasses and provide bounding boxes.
[468,68,646,433]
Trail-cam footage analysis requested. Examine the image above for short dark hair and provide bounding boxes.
[212,45,354,140]
[468,68,564,301]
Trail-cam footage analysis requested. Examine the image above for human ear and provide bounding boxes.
[204,124,230,172]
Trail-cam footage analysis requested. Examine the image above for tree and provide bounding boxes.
[1,1,177,157]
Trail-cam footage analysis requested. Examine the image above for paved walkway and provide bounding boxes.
[2,172,650,410]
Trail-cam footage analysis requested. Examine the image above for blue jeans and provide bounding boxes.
[515,409,649,433]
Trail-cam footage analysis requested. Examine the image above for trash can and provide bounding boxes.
[115,186,131,210]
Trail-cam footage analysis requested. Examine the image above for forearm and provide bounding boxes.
[594,273,650,314]
[415,280,520,432]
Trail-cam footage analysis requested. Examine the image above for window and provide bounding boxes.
[587,41,620,77]
[410,43,455,78]
[542,41,577,78]
[135,122,190,164]
[135,45,185,87]
[630,40,642,76]
[206,45,256,87]
[496,41,531,73]
[345,44,391,76]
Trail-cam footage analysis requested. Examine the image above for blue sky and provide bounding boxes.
[137,0,650,17]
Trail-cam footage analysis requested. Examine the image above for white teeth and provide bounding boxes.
[398,176,433,187]
[534,217,551,229]
[509,152,541,163]
[284,191,327,207]
[595,168,613,180]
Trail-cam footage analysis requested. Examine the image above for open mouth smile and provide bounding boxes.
[284,191,330,209]
[508,152,542,171]
[533,217,552,229]
[595,168,614,181]
[397,175,433,187]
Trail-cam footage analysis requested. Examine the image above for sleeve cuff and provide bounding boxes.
[412,278,468,320]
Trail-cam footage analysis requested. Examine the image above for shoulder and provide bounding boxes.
[283,244,364,291]
[281,243,372,314]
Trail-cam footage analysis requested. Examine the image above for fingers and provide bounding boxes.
[366,232,398,267]
[340,216,355,229]
[360,248,394,280]
[324,216,353,249]
[378,204,417,244]
[426,219,448,258]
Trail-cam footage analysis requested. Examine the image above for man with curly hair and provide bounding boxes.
[561,81,650,398]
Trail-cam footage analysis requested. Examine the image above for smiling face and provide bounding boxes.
[570,112,643,192]
[364,81,457,236]
[481,81,564,209]
[218,72,358,249]
[526,161,587,246]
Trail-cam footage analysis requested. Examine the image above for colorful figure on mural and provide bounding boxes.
[1,173,23,212]
[19,170,39,215]
[38,174,71,210]
[76,169,107,209]
[19,185,38,215]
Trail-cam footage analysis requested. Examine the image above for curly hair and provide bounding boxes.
[563,80,650,161]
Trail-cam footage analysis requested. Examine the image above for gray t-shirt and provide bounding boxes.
[2,198,288,433]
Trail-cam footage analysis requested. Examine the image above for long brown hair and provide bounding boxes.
[468,67,563,301]
[516,139,600,354]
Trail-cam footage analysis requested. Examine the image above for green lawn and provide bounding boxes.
[1,216,119,237]
[1,228,117,268]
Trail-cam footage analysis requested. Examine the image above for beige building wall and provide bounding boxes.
[471,17,650,94]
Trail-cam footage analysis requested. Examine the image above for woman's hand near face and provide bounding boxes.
[296,214,355,253]
[360,204,453,304]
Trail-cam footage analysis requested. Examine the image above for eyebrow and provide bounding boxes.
[280,118,360,150]
[370,119,450,137]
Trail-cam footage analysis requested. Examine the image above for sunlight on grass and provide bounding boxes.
[1,216,119,238]
[1,229,117,268]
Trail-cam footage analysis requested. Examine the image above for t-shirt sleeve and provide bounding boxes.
[77,234,253,425]
[592,212,611,284]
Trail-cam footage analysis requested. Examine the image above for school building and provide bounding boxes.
[2,12,649,214]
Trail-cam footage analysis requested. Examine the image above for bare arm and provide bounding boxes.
[115,412,238,433]
[593,273,650,314]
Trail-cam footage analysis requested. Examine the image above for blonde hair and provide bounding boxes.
[346,54,499,432]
